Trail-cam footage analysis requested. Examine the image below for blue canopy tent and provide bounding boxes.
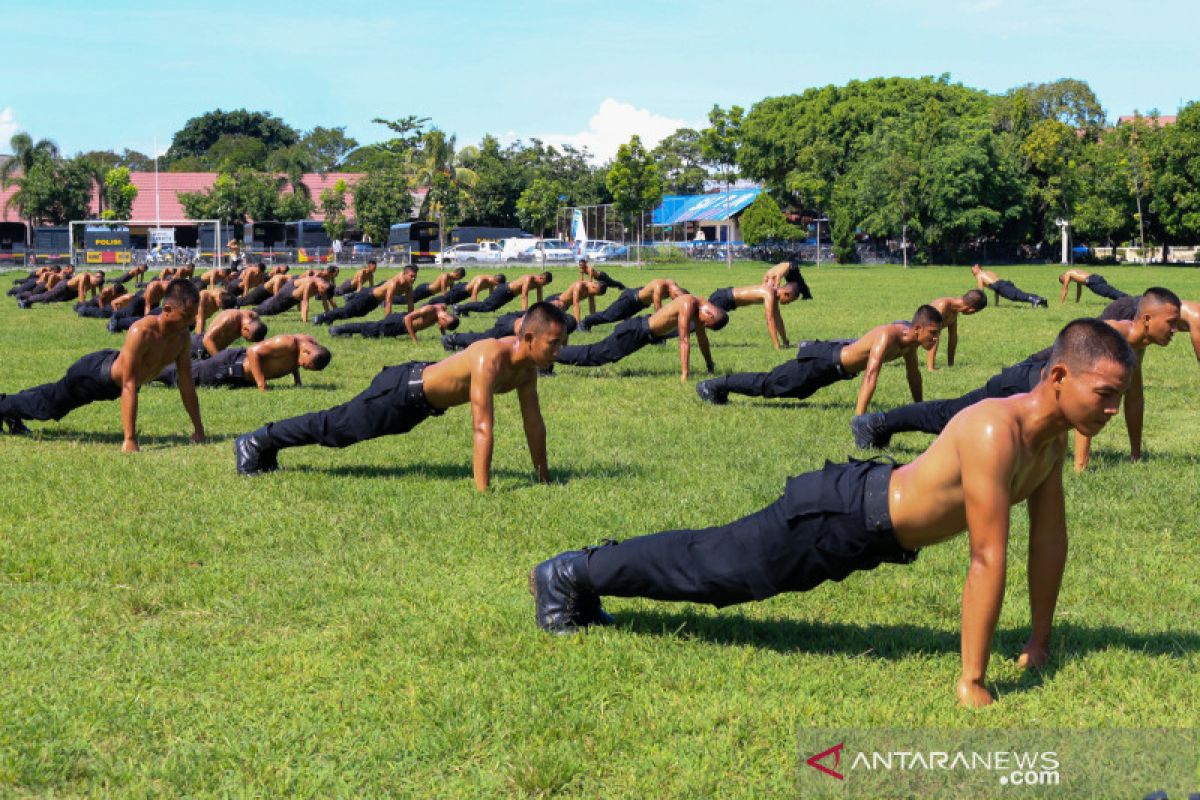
[652,188,761,243]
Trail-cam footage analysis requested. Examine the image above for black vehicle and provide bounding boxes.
[285,220,333,264]
[0,222,28,265]
[198,223,243,260]
[30,227,69,265]
[386,221,439,264]
[449,226,528,245]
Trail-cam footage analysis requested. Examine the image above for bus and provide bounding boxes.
[31,226,69,265]
[84,226,132,266]
[199,223,244,263]
[285,220,333,263]
[450,226,529,245]
[0,222,28,266]
[386,221,439,264]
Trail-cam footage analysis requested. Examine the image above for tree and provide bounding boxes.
[459,134,523,226]
[1020,118,1082,244]
[1,132,59,188]
[352,169,413,245]
[993,79,1106,137]
[4,158,92,226]
[266,145,315,200]
[178,170,293,224]
[165,109,299,164]
[299,126,359,173]
[1073,129,1135,247]
[1149,102,1200,247]
[652,128,709,194]
[102,167,138,220]
[606,135,663,247]
[206,134,270,171]
[75,153,111,216]
[411,129,478,251]
[739,192,799,245]
[516,177,564,236]
[320,179,350,242]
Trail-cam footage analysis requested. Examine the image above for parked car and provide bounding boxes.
[586,241,629,262]
[517,238,575,263]
[436,242,503,264]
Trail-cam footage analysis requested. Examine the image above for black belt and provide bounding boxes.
[406,362,443,416]
[862,460,894,535]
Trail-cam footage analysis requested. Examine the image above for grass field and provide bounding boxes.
[1,262,1198,797]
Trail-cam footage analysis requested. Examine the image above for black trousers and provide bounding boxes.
[411,282,434,303]
[76,303,115,318]
[455,284,515,314]
[1085,274,1129,301]
[109,295,147,319]
[586,460,916,607]
[557,316,656,367]
[318,290,379,322]
[877,354,1047,436]
[333,278,356,297]
[592,269,626,290]
[238,286,272,307]
[255,291,299,317]
[444,311,522,349]
[708,287,736,312]
[580,287,646,329]
[0,350,121,421]
[332,313,409,338]
[159,349,247,388]
[1100,295,1139,321]
[190,333,212,360]
[990,279,1044,305]
[25,283,74,305]
[8,275,40,295]
[108,307,159,332]
[112,269,140,283]
[264,361,442,450]
[721,340,851,399]
[424,284,471,307]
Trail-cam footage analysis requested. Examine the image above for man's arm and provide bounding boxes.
[946,321,958,367]
[516,378,550,484]
[119,329,145,452]
[203,330,221,358]
[173,347,206,437]
[469,355,499,491]
[762,291,782,349]
[383,282,396,318]
[405,284,414,314]
[1020,452,1068,670]
[652,285,665,311]
[244,346,269,392]
[299,283,313,322]
[1059,279,1069,305]
[194,300,207,335]
[853,336,890,415]
[1186,322,1200,364]
[904,348,923,403]
[1075,282,1082,303]
[519,281,531,311]
[676,307,693,382]
[404,312,419,343]
[957,424,1016,708]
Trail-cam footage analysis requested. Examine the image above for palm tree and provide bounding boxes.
[266,145,315,201]
[1,132,60,188]
[2,132,60,225]
[409,130,479,253]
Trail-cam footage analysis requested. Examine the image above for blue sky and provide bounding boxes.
[3,0,1196,162]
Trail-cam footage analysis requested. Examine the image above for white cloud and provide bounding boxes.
[0,107,20,149]
[539,99,696,163]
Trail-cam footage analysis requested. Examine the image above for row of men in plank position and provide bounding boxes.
[3,265,1194,708]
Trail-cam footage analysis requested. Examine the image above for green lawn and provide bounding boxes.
[1,262,1198,797]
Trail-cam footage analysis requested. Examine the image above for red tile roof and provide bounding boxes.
[1117,114,1177,128]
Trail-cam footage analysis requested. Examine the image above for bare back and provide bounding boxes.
[839,323,915,374]
[422,338,537,409]
[112,315,191,387]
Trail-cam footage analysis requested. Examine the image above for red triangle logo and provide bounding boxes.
[806,742,845,780]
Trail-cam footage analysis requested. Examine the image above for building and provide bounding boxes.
[651,187,762,243]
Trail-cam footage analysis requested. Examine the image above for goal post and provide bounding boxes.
[68,219,224,267]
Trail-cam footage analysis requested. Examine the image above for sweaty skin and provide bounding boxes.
[349,263,377,291]
[199,267,231,290]
[71,272,104,303]
[1179,300,1200,364]
[556,279,605,322]
[1072,309,1178,471]
[885,355,1131,707]
[925,295,982,371]
[403,303,456,342]
[1058,269,1094,304]
[424,269,462,295]
[725,283,798,348]
[238,264,265,297]
[464,274,505,301]
[420,322,567,490]
[244,334,324,391]
[201,309,261,357]
[509,273,553,311]
[112,297,206,452]
[195,288,232,334]
[644,294,719,382]
[636,278,686,310]
[762,260,794,287]
[838,321,941,414]
[290,276,337,322]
